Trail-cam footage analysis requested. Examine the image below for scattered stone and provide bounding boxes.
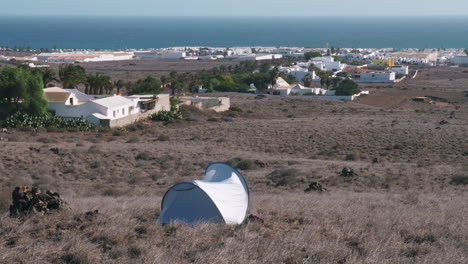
[29,147,41,153]
[9,186,67,217]
[340,167,357,177]
[448,111,455,119]
[304,182,327,193]
[439,120,449,125]
[49,148,60,155]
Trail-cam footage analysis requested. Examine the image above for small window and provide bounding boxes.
[113,111,116,118]
[69,97,74,105]
[122,108,125,115]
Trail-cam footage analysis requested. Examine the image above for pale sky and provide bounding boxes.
[2,0,468,16]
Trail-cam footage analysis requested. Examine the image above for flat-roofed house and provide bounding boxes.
[43,87,169,127]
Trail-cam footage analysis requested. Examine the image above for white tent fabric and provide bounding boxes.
[158,163,249,224]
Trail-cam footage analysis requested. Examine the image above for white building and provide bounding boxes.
[289,84,335,96]
[310,56,345,72]
[269,79,334,96]
[359,71,396,83]
[391,65,409,75]
[37,52,134,63]
[450,56,468,65]
[225,54,282,61]
[44,87,170,127]
[279,66,316,81]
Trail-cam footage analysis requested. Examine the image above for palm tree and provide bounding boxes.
[302,73,313,87]
[160,75,167,88]
[86,73,112,95]
[114,80,125,94]
[59,64,86,88]
[41,68,58,88]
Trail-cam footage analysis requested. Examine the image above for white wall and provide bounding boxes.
[391,66,409,75]
[451,56,468,65]
[47,102,103,119]
[359,72,395,83]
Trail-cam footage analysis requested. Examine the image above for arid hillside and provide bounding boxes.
[0,67,467,264]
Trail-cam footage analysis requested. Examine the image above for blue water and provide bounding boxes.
[1,16,467,49]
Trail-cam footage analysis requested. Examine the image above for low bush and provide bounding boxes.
[135,151,153,160]
[126,136,140,143]
[267,168,305,187]
[157,135,170,141]
[449,175,468,186]
[150,110,183,122]
[226,157,265,170]
[150,96,183,122]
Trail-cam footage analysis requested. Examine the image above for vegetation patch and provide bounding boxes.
[3,112,95,131]
[449,175,468,185]
[226,157,266,170]
[267,168,305,187]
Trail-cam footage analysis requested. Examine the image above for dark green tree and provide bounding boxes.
[127,76,162,95]
[334,79,360,96]
[304,52,322,60]
[40,68,58,88]
[0,66,48,117]
[59,64,86,88]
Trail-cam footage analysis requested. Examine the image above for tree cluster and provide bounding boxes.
[0,66,48,118]
[304,52,322,60]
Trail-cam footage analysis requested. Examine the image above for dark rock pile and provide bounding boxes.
[340,167,357,177]
[9,186,66,217]
[304,182,327,193]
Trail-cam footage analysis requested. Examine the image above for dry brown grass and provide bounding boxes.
[0,66,467,263]
[0,193,466,263]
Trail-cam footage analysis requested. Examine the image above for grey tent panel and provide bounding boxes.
[159,182,224,224]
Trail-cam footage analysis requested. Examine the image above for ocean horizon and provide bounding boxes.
[1,16,467,50]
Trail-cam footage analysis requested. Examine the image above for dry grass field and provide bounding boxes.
[47,59,241,83]
[0,67,467,263]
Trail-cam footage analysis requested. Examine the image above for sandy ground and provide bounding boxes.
[0,66,467,263]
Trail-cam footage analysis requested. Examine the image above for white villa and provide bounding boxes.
[310,56,346,72]
[269,77,334,96]
[279,66,316,81]
[43,87,170,127]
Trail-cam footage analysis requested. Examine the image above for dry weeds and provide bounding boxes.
[0,66,467,263]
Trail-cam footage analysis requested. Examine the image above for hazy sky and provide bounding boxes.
[2,0,468,16]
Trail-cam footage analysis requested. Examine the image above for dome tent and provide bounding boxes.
[158,162,250,224]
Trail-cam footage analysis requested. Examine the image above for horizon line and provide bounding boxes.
[1,14,468,18]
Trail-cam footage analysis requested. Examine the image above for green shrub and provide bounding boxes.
[2,112,94,131]
[150,96,183,122]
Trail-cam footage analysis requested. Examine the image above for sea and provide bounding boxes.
[1,16,467,50]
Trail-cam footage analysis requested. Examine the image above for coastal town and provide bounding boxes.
[2,46,467,128]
